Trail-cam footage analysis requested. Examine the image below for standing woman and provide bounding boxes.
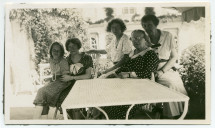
[141,15,187,119]
[61,38,93,119]
[87,18,133,75]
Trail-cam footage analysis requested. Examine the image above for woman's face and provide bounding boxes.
[141,20,157,36]
[68,42,79,54]
[110,23,122,37]
[131,31,147,50]
[51,44,62,59]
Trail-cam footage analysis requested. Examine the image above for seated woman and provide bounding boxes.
[141,15,187,119]
[101,29,160,119]
[33,42,70,119]
[61,38,93,119]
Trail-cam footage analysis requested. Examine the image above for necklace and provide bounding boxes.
[52,58,61,81]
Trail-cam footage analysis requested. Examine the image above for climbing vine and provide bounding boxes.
[9,8,90,72]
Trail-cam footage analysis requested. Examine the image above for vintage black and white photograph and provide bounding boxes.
[4,2,210,124]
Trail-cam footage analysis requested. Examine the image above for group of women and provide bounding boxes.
[33,14,187,120]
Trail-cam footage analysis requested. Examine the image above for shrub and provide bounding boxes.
[179,43,205,118]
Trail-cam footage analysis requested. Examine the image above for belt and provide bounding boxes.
[159,59,169,63]
[158,59,177,71]
[151,43,161,48]
[113,62,118,65]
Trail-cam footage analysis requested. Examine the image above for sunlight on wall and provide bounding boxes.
[9,20,36,95]
[178,17,205,56]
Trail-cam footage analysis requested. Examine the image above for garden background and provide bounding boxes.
[5,5,207,120]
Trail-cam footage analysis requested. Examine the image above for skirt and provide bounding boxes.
[156,69,188,117]
[33,79,75,114]
[101,104,143,119]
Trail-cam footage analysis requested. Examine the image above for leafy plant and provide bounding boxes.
[9,8,90,73]
[179,43,205,118]
[145,7,155,15]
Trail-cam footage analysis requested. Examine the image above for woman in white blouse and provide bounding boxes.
[141,15,187,119]
[87,18,133,75]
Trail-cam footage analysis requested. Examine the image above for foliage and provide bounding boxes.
[144,7,155,15]
[179,43,205,103]
[90,7,114,24]
[104,8,114,22]
[131,13,140,22]
[9,8,90,72]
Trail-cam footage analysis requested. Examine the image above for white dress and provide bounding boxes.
[155,30,187,117]
[105,33,133,63]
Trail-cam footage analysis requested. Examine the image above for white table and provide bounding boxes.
[61,79,189,120]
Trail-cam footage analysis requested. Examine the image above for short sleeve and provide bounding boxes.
[83,55,93,69]
[60,58,70,74]
[105,34,115,53]
[122,36,133,54]
[169,32,177,50]
[105,41,113,57]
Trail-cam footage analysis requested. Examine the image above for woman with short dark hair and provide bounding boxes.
[106,18,127,33]
[65,38,82,51]
[101,18,133,75]
[86,18,133,76]
[61,38,93,119]
[141,14,187,119]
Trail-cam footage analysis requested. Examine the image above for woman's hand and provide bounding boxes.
[61,75,72,82]
[142,103,155,112]
[97,71,103,77]
[118,72,130,79]
[155,70,164,78]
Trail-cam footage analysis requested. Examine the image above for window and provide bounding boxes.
[90,37,97,49]
[123,7,136,14]
[90,33,99,50]
[130,8,136,14]
[123,7,129,14]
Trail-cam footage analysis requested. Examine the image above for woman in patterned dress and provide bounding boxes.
[141,15,187,119]
[61,38,93,119]
[101,30,159,119]
[33,42,70,119]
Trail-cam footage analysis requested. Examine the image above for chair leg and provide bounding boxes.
[53,107,59,119]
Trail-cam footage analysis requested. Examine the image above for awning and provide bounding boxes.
[173,7,205,22]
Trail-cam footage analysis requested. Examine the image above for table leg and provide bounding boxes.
[62,108,68,120]
[126,104,135,120]
[178,100,189,120]
[95,107,109,120]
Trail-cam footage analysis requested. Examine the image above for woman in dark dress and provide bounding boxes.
[101,30,159,119]
[61,38,93,119]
